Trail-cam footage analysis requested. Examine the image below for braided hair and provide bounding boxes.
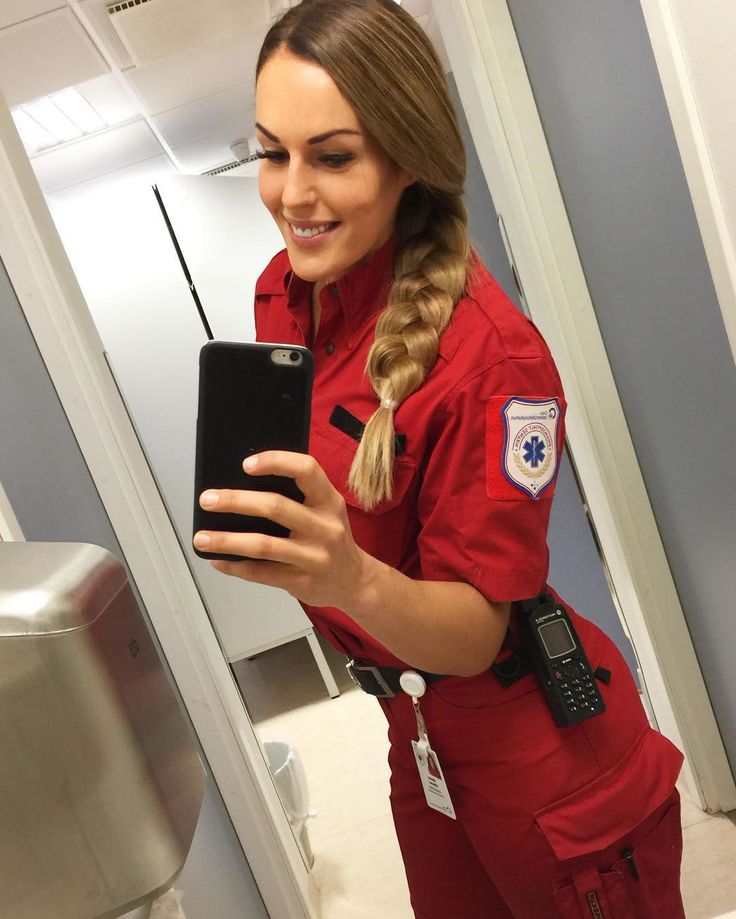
[257,0,472,509]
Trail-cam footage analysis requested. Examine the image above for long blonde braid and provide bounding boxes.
[349,192,472,508]
[257,0,472,508]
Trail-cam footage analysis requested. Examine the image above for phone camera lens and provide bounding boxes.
[290,351,299,362]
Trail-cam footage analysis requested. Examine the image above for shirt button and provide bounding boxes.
[329,284,340,297]
[325,342,336,355]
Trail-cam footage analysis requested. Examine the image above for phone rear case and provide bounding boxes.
[193,341,313,561]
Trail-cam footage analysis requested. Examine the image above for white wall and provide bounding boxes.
[670,1,736,262]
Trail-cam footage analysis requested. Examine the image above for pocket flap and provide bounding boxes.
[534,727,684,861]
[311,423,416,515]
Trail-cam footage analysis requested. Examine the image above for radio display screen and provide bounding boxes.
[539,620,576,659]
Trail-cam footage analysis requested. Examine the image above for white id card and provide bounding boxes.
[411,739,456,819]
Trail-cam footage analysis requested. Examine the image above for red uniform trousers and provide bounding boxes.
[378,608,685,918]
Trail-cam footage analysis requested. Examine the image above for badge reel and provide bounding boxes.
[399,671,456,820]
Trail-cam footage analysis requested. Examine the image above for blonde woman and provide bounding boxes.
[194,1,685,915]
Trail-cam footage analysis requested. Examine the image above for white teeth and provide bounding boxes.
[291,223,333,238]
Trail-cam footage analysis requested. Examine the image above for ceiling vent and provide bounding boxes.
[106,0,268,67]
[204,154,258,177]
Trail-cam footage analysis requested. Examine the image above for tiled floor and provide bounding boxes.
[233,637,736,919]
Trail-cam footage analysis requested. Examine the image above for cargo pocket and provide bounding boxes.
[534,728,685,918]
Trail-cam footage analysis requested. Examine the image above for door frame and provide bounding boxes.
[0,100,316,918]
[639,0,736,370]
[0,483,24,542]
[432,0,736,812]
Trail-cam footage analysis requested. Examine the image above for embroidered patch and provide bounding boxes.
[496,397,561,499]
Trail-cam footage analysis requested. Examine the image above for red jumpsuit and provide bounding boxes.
[254,238,685,918]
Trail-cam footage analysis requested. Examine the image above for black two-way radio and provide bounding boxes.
[518,596,606,727]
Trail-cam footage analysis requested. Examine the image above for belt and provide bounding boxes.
[346,659,449,698]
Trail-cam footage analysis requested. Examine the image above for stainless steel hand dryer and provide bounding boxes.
[0,542,205,919]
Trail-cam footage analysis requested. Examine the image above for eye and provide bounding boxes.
[256,149,288,164]
[320,153,355,168]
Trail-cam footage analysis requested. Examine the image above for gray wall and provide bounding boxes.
[507,0,736,772]
[0,255,267,918]
[450,75,639,678]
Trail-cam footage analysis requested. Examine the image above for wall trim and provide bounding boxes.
[639,0,736,372]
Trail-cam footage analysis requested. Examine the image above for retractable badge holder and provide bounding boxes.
[399,671,456,820]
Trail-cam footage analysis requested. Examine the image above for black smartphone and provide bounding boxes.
[193,341,314,562]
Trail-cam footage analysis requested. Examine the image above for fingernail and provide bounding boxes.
[200,491,218,507]
[243,456,258,471]
[193,533,211,548]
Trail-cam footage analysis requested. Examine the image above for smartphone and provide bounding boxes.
[193,341,314,561]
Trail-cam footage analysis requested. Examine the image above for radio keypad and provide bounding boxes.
[553,657,603,715]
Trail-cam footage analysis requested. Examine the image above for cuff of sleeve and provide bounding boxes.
[465,562,548,605]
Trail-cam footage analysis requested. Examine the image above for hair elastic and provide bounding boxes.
[381,398,397,411]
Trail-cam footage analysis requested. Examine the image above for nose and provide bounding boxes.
[281,159,316,211]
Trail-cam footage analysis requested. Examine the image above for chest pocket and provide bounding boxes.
[310,421,416,515]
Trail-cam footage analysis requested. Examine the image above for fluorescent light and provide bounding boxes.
[51,88,106,134]
[11,109,56,154]
[12,88,109,154]
[21,98,82,144]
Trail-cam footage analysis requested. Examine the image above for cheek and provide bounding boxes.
[258,170,280,214]
[348,171,404,229]
[341,168,389,219]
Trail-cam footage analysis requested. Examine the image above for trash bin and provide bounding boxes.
[264,740,315,868]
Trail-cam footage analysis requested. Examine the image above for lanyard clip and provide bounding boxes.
[400,670,429,744]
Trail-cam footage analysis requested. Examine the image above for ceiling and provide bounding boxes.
[0,0,443,196]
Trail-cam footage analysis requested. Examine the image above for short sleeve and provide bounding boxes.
[417,355,566,603]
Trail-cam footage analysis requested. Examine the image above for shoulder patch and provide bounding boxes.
[486,397,563,500]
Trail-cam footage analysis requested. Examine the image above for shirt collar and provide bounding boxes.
[284,234,397,329]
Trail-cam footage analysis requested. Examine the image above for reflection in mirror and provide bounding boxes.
[3,0,735,916]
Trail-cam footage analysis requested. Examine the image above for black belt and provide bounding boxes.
[346,659,449,698]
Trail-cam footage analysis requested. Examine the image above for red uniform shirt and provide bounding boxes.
[254,237,566,668]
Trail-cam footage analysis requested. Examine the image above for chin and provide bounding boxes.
[286,250,342,283]
[286,256,324,283]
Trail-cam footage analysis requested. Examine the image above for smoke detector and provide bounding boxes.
[229,139,252,162]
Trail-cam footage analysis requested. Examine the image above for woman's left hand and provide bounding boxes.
[193,451,369,609]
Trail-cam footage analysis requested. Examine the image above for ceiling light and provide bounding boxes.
[11,109,56,154]
[21,98,82,145]
[11,88,109,155]
[51,88,106,134]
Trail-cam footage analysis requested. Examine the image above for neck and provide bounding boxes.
[311,282,322,342]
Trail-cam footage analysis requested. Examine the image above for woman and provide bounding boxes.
[193,1,685,915]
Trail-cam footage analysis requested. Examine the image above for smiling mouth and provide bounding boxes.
[289,222,339,239]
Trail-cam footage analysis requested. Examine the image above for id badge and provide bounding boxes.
[411,739,456,820]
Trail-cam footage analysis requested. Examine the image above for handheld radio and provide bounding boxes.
[518,596,606,727]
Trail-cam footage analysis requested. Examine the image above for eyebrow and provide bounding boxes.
[255,123,362,145]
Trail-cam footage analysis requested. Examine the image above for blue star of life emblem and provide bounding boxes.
[523,436,545,468]
[501,397,561,499]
